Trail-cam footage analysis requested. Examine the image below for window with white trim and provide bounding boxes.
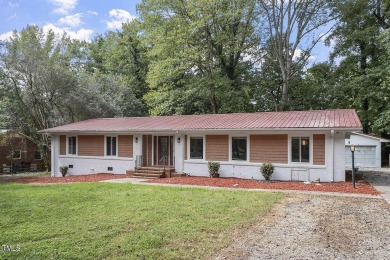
[190,137,203,159]
[232,137,247,161]
[291,137,310,163]
[12,150,21,159]
[68,136,77,155]
[34,150,42,160]
[106,136,117,156]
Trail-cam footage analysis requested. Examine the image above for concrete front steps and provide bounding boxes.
[127,166,177,179]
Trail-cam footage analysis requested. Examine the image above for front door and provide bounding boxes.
[154,136,174,166]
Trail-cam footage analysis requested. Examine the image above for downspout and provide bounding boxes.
[50,134,55,177]
[331,130,335,182]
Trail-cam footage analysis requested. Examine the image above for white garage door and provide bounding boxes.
[345,146,376,167]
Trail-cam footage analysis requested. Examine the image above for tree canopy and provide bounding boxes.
[1,0,390,165]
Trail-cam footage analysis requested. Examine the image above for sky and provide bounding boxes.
[0,0,142,42]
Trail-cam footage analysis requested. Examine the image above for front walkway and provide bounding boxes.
[100,178,148,184]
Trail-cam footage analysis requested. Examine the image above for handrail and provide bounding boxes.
[158,156,168,166]
[135,155,143,168]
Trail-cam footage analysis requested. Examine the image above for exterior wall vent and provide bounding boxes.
[69,165,73,168]
[108,167,113,171]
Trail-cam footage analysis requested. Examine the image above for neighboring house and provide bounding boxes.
[345,132,390,168]
[39,109,362,182]
[0,132,43,173]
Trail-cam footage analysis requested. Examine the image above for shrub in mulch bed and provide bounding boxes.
[147,176,381,196]
[4,174,128,184]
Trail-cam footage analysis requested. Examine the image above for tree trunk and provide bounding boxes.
[359,42,369,134]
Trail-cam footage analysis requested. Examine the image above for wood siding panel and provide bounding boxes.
[59,135,66,155]
[118,135,133,158]
[250,135,288,164]
[78,135,104,156]
[142,135,152,166]
[205,135,229,161]
[313,134,325,165]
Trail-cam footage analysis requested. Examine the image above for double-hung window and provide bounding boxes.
[12,150,21,159]
[34,150,42,160]
[232,137,247,161]
[106,136,117,156]
[291,137,310,163]
[190,137,203,159]
[68,136,77,155]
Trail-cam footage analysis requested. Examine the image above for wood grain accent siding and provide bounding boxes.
[78,135,104,156]
[313,134,325,165]
[143,135,152,166]
[59,135,66,155]
[118,135,133,158]
[250,135,288,163]
[205,135,229,161]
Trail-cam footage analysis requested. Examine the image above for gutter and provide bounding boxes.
[38,127,363,135]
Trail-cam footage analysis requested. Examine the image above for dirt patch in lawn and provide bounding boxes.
[3,174,128,184]
[148,176,380,195]
[214,194,390,259]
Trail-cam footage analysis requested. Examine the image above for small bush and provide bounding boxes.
[208,161,220,178]
[260,162,274,181]
[59,165,69,177]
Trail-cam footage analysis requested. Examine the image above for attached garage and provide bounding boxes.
[345,133,389,168]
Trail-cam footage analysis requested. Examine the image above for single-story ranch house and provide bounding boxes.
[39,109,362,182]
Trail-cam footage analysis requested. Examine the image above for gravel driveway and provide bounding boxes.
[215,194,390,259]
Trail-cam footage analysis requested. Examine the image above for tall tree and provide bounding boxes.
[372,0,390,29]
[327,0,388,134]
[289,62,337,111]
[87,21,149,115]
[139,0,260,115]
[0,26,123,167]
[0,26,79,167]
[258,0,335,111]
[371,26,390,135]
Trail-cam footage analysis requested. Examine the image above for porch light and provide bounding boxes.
[302,139,308,146]
[177,137,181,144]
[135,137,138,143]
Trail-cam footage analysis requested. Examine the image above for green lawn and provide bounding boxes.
[0,182,282,259]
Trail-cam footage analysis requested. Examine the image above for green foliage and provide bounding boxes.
[59,166,68,177]
[258,0,334,111]
[208,161,221,178]
[139,0,259,115]
[260,162,274,181]
[0,25,149,169]
[0,26,80,168]
[87,21,149,115]
[2,0,390,146]
[326,0,389,134]
[289,62,338,111]
[0,182,282,259]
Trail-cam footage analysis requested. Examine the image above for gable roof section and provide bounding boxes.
[39,109,362,134]
[351,132,390,143]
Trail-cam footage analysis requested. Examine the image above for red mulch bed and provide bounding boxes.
[147,176,381,196]
[4,173,380,196]
[4,174,128,184]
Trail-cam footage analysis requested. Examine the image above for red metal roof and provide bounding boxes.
[39,109,362,133]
